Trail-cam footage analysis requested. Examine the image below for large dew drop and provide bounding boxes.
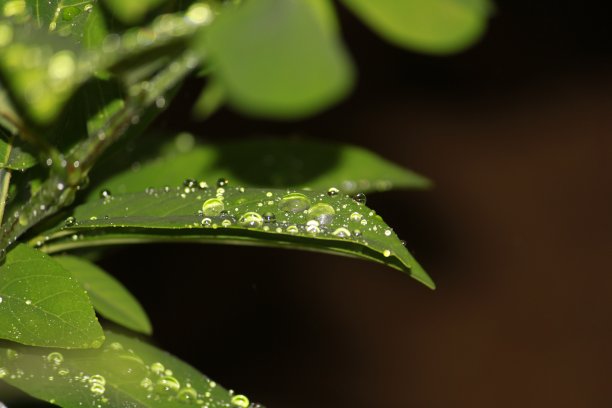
[239,212,264,228]
[202,198,224,216]
[307,203,335,225]
[278,193,311,213]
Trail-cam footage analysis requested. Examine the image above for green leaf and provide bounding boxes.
[340,0,491,54]
[41,188,434,288]
[54,255,152,335]
[102,0,168,24]
[88,137,431,200]
[0,244,104,348]
[0,127,36,171]
[20,0,97,41]
[0,330,253,407]
[202,0,355,119]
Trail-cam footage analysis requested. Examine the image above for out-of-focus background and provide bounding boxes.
[7,0,612,406]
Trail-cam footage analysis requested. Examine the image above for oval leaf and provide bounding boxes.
[341,0,491,54]
[88,136,431,200]
[202,0,355,119]
[0,244,104,348]
[41,187,434,288]
[0,331,255,407]
[54,255,152,335]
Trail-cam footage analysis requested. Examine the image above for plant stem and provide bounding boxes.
[0,51,199,258]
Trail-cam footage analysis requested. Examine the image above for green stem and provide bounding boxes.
[0,169,11,225]
[0,51,199,257]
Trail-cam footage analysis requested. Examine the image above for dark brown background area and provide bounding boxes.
[8,0,612,406]
[116,1,612,407]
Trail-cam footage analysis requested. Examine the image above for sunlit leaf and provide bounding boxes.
[341,0,491,54]
[201,0,354,119]
[0,245,104,348]
[40,187,434,288]
[87,137,430,200]
[54,255,152,335]
[0,331,255,407]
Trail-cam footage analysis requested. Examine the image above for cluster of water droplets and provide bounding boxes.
[0,341,259,408]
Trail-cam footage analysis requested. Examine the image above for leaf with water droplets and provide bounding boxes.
[0,330,255,407]
[87,137,430,200]
[200,0,354,118]
[340,0,491,54]
[0,127,36,171]
[0,244,104,348]
[14,0,98,41]
[41,187,434,288]
[54,255,152,335]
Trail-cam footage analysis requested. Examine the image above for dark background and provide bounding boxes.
[8,0,612,406]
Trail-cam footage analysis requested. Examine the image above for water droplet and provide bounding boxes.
[239,212,264,228]
[231,395,250,408]
[177,387,198,403]
[286,225,299,234]
[156,375,181,393]
[89,374,106,395]
[90,382,105,395]
[140,377,153,389]
[100,189,112,200]
[202,198,224,216]
[352,192,367,204]
[307,203,335,225]
[198,181,209,189]
[183,179,197,188]
[18,213,28,226]
[384,229,392,237]
[353,229,362,237]
[201,217,212,227]
[155,96,166,109]
[0,367,7,378]
[46,352,64,365]
[217,178,229,187]
[186,2,213,25]
[306,220,320,234]
[327,187,340,197]
[279,193,311,213]
[108,342,124,351]
[263,212,276,223]
[383,250,391,257]
[150,362,165,375]
[332,227,351,238]
[25,299,31,305]
[349,212,363,222]
[221,219,232,227]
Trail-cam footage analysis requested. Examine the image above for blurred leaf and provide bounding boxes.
[40,188,434,288]
[102,0,168,24]
[201,0,354,119]
[88,137,431,200]
[54,255,152,335]
[192,79,226,120]
[0,331,253,407]
[341,0,491,54]
[0,244,104,348]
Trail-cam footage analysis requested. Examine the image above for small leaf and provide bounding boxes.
[340,0,492,54]
[88,137,431,199]
[0,244,104,348]
[23,0,97,41]
[201,0,355,119]
[0,330,253,407]
[54,255,152,335]
[42,188,434,288]
[0,127,36,171]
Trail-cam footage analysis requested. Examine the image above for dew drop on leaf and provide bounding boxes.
[177,386,198,403]
[100,189,112,200]
[327,187,340,197]
[263,212,276,223]
[332,227,351,238]
[352,192,367,204]
[156,375,181,394]
[307,203,335,225]
[231,394,250,408]
[278,193,311,213]
[217,177,229,187]
[202,198,225,216]
[286,225,299,234]
[350,212,363,222]
[239,212,264,228]
[46,352,64,366]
